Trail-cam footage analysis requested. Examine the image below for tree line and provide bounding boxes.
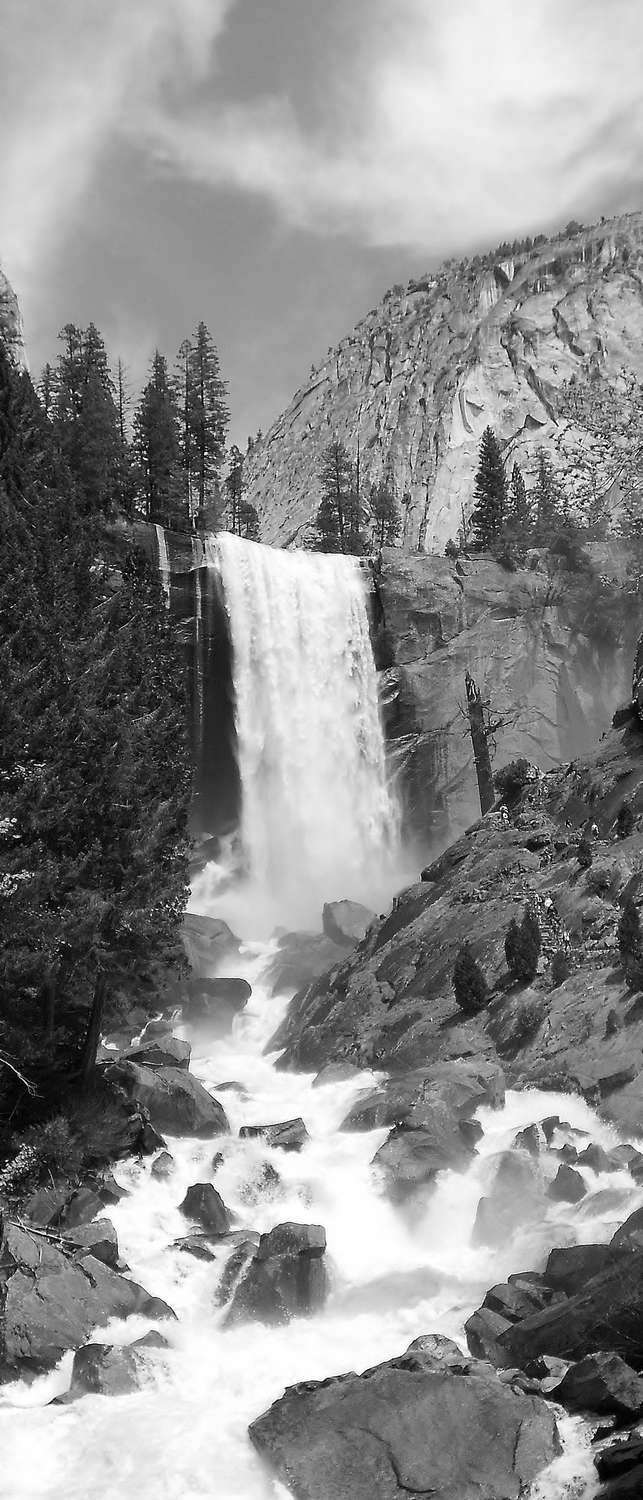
[311,438,403,554]
[0,337,191,1127]
[39,321,260,540]
[449,420,643,587]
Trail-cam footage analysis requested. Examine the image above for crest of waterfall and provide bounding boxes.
[208,532,400,929]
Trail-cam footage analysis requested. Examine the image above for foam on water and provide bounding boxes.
[1,945,641,1500]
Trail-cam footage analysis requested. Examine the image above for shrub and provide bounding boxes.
[445,537,459,560]
[616,802,635,839]
[452,942,488,1014]
[505,907,541,984]
[494,757,533,804]
[22,1115,82,1176]
[550,950,572,988]
[577,834,593,869]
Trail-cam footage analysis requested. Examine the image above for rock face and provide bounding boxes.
[243,211,643,553]
[249,1336,560,1500]
[0,1218,174,1381]
[376,547,638,839]
[0,266,25,366]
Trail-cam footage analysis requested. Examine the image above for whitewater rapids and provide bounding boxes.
[1,943,641,1499]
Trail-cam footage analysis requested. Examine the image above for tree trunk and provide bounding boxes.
[465,670,495,817]
[78,971,107,1092]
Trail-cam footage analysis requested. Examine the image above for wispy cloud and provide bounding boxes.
[0,0,234,294]
[143,0,643,252]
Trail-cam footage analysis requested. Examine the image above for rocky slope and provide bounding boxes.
[0,265,25,367]
[244,210,643,552]
[270,696,643,1135]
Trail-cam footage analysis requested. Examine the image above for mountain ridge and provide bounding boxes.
[243,208,643,552]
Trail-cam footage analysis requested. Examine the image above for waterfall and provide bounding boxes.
[207,533,400,930]
[154,523,171,610]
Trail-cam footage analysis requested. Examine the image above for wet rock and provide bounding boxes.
[174,1235,217,1262]
[404,1333,468,1370]
[609,1145,643,1179]
[184,977,251,1032]
[225,1222,327,1326]
[322,900,376,947]
[544,1244,632,1295]
[150,1150,175,1179]
[551,1353,643,1420]
[104,1060,230,1138]
[66,1219,120,1269]
[465,1307,514,1363]
[264,931,342,997]
[513,1124,541,1156]
[126,1035,191,1071]
[238,1118,309,1152]
[182,913,240,975]
[577,1143,615,1174]
[472,1152,541,1248]
[595,1436,643,1482]
[22,1186,71,1228]
[59,1186,106,1229]
[0,1218,175,1381]
[179,1182,230,1236]
[497,1248,643,1369]
[596,1463,643,1496]
[341,1060,504,1134]
[372,1110,476,1201]
[66,1342,143,1397]
[216,1238,259,1307]
[547,1164,586,1203]
[239,1161,281,1206]
[312,1061,363,1088]
[132,1329,171,1350]
[611,1207,643,1250]
[249,1338,561,1500]
[483,1278,562,1323]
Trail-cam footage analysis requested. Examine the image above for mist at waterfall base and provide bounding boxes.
[190,534,412,936]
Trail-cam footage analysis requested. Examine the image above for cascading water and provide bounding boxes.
[195,533,401,932]
[154,524,171,610]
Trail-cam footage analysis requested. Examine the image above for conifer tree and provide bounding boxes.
[452,942,488,1013]
[370,478,401,548]
[315,440,361,553]
[507,463,531,535]
[225,444,245,534]
[532,450,562,542]
[505,907,541,983]
[134,351,184,529]
[238,499,260,541]
[53,323,121,515]
[185,323,229,525]
[471,427,507,548]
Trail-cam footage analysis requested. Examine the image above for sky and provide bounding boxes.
[1,0,643,446]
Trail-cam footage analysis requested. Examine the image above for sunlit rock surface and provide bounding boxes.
[243,210,643,552]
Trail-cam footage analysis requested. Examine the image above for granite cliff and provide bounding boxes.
[244,209,643,552]
[0,265,25,367]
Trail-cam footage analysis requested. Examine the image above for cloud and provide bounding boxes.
[142,0,643,253]
[0,0,235,295]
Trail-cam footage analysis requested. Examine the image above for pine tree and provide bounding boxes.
[225,444,245,534]
[471,427,507,548]
[134,351,184,529]
[452,942,488,1013]
[185,323,229,526]
[505,907,541,983]
[370,479,401,548]
[315,441,359,553]
[239,499,260,541]
[532,450,562,542]
[507,463,531,535]
[53,323,121,515]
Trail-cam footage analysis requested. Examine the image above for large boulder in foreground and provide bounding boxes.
[225,1222,327,1326]
[182,913,240,975]
[322,901,376,947]
[0,1218,174,1381]
[179,1182,230,1236]
[104,1060,229,1138]
[183,977,251,1033]
[249,1336,560,1500]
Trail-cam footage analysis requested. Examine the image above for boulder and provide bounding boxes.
[577,1143,616,1174]
[225,1222,327,1326]
[66,1219,120,1270]
[126,1035,191,1071]
[65,1342,143,1398]
[179,1182,230,1236]
[544,1244,632,1295]
[472,1152,541,1248]
[238,1118,309,1152]
[0,1218,175,1381]
[313,1062,364,1088]
[150,1150,175,1179]
[264,932,342,997]
[550,1352,643,1420]
[547,1165,586,1203]
[322,901,376,947]
[182,913,240,975]
[611,1207,643,1249]
[513,1125,541,1156]
[173,1235,217,1262]
[216,1238,260,1307]
[248,1337,560,1500]
[596,1437,643,1483]
[465,1307,514,1364]
[184,977,251,1032]
[497,1248,643,1369]
[372,1108,476,1202]
[104,1060,229,1138]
